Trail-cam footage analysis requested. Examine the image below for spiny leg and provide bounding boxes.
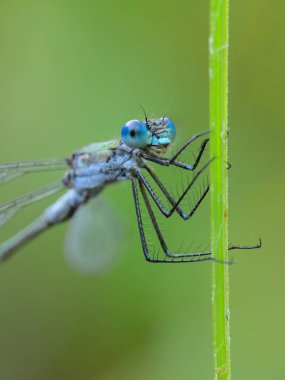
[135,177,261,261]
[131,178,214,263]
[143,164,209,220]
[141,159,231,217]
[133,159,212,219]
[137,179,215,262]
[170,133,209,167]
[137,132,210,171]
[137,179,259,263]
[131,179,151,262]
[229,239,262,250]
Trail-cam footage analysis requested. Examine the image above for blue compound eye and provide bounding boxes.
[163,117,176,141]
[121,120,148,149]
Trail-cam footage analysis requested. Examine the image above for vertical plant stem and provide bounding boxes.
[209,0,230,380]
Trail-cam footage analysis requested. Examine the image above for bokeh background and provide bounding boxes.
[0,1,284,379]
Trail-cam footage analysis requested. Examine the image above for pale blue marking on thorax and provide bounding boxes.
[71,142,137,191]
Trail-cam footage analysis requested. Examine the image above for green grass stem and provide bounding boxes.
[209,0,230,379]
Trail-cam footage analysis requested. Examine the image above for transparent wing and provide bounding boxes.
[0,159,67,183]
[64,196,125,275]
[0,181,64,226]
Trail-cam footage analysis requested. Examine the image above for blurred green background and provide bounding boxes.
[0,1,284,379]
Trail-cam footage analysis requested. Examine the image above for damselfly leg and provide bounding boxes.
[132,178,214,263]
[138,131,210,171]
[136,159,212,219]
[142,164,209,220]
[132,177,261,263]
[131,135,261,263]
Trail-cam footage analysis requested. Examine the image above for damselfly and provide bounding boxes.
[0,117,261,269]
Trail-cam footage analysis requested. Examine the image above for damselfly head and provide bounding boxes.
[121,117,176,152]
